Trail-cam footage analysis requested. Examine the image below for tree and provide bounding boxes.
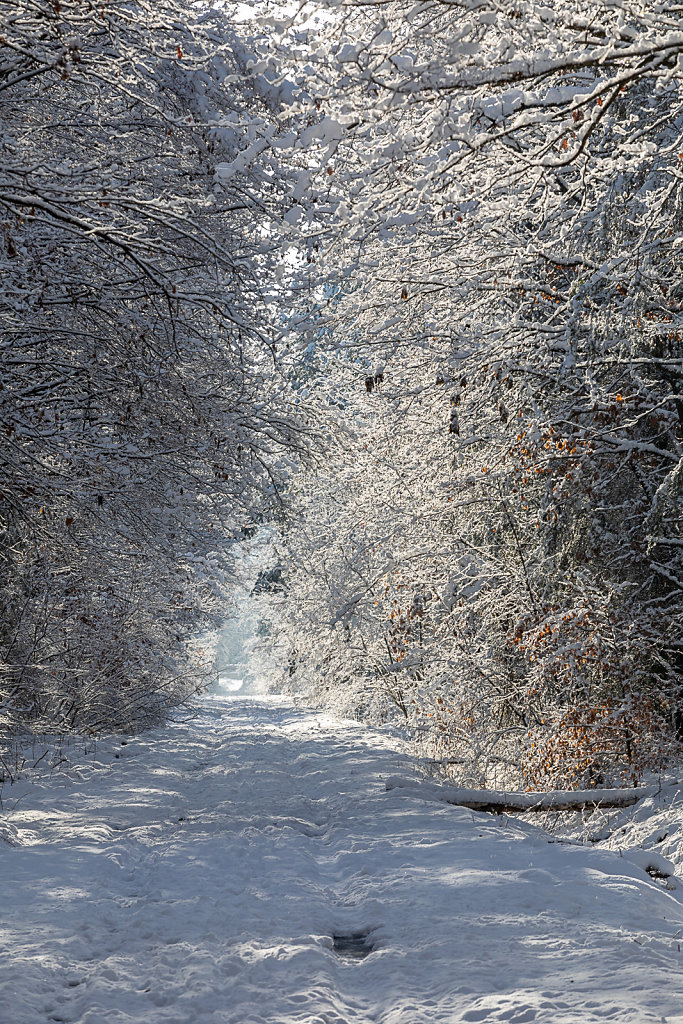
[262,0,683,788]
[0,1,308,747]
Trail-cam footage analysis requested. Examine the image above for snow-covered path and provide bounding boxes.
[3,696,683,1024]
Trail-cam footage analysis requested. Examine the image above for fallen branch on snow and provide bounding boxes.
[385,776,650,813]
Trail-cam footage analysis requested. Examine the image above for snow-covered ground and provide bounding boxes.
[3,696,683,1024]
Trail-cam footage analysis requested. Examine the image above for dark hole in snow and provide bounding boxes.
[332,931,375,959]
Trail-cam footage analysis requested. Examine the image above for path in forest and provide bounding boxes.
[2,696,683,1024]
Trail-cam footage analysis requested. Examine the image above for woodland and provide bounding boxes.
[2,0,682,792]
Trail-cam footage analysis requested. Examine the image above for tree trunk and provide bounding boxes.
[385,777,650,813]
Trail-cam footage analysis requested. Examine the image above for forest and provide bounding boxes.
[2,0,682,792]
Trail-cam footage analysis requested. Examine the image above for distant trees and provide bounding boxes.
[265,1,683,788]
[0,1,307,746]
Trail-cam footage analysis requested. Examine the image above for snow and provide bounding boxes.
[385,776,652,811]
[211,528,281,697]
[3,696,683,1023]
[574,777,683,876]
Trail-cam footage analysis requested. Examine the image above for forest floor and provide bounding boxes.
[2,695,683,1024]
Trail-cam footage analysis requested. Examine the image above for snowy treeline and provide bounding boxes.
[3,1,682,790]
[260,1,683,789]
[0,2,308,744]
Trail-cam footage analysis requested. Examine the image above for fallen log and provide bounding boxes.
[385,776,650,813]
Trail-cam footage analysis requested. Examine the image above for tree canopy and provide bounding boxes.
[258,0,683,788]
[0,1,307,738]
[2,1,682,789]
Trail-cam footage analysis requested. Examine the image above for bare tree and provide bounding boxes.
[263,0,683,788]
[0,1,309,746]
